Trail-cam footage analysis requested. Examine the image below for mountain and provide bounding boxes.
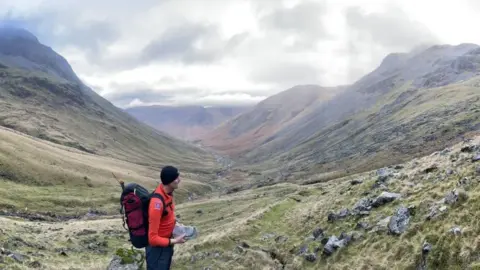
[0,27,216,169]
[199,85,340,156]
[125,105,249,140]
[206,44,480,180]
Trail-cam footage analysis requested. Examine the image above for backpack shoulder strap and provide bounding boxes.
[151,193,170,216]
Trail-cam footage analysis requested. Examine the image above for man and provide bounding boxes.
[146,165,187,270]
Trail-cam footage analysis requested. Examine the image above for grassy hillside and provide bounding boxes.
[232,44,480,181]
[0,27,217,171]
[0,66,216,170]
[1,135,479,269]
[244,75,480,181]
[199,85,339,156]
[0,126,219,218]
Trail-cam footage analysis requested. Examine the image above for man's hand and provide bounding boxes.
[171,234,186,245]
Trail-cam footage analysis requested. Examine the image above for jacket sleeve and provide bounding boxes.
[148,197,170,247]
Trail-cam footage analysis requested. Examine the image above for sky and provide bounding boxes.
[1,0,479,108]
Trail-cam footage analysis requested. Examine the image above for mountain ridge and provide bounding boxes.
[200,43,480,182]
[0,26,216,170]
[198,84,341,156]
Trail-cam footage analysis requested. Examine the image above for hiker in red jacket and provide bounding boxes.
[146,165,186,270]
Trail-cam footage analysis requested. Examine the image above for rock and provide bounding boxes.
[351,179,363,185]
[423,164,438,173]
[476,166,480,175]
[304,253,317,262]
[371,216,391,233]
[312,228,324,240]
[352,198,373,214]
[323,236,347,256]
[449,226,462,235]
[260,233,276,241]
[77,229,97,236]
[297,244,308,255]
[8,252,28,262]
[446,169,454,175]
[328,208,350,222]
[461,145,475,152]
[388,206,410,235]
[356,222,370,230]
[107,255,139,270]
[28,261,42,268]
[235,246,245,254]
[444,189,468,205]
[417,241,432,270]
[457,177,471,186]
[275,235,288,243]
[372,192,401,207]
[240,241,250,248]
[196,209,203,214]
[338,232,353,244]
[473,154,480,162]
[426,204,447,220]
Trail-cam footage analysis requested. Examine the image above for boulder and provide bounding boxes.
[372,192,401,207]
[275,235,288,243]
[107,255,139,270]
[444,189,467,205]
[425,204,447,220]
[417,241,432,270]
[304,253,317,262]
[312,228,324,240]
[449,226,462,235]
[327,208,350,222]
[323,236,347,256]
[423,164,438,174]
[371,216,391,233]
[352,198,373,214]
[351,179,363,185]
[356,222,370,230]
[388,206,410,235]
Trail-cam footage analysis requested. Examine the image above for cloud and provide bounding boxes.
[2,0,480,108]
[344,5,439,52]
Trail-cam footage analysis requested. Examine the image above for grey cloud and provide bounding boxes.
[341,5,440,83]
[140,22,247,65]
[345,6,439,51]
[103,88,174,108]
[261,1,326,34]
[259,1,328,50]
[250,62,321,87]
[1,9,121,65]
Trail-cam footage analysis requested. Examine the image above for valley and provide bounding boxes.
[0,26,480,270]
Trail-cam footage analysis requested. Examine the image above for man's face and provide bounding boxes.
[169,176,180,189]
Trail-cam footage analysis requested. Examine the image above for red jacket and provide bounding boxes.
[148,185,176,247]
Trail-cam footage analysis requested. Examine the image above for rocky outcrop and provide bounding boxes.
[107,256,139,270]
[327,208,350,222]
[388,206,411,235]
[372,192,402,207]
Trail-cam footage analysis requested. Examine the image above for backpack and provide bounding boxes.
[119,182,171,249]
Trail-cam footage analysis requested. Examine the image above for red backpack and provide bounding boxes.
[119,182,170,248]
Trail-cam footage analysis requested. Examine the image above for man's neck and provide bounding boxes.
[162,184,174,195]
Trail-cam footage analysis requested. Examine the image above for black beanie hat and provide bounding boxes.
[160,165,179,185]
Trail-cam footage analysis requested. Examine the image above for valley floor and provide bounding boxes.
[1,136,480,269]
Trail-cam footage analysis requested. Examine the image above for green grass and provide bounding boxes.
[0,66,218,171]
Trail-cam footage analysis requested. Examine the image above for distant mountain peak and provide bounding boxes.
[0,26,39,43]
